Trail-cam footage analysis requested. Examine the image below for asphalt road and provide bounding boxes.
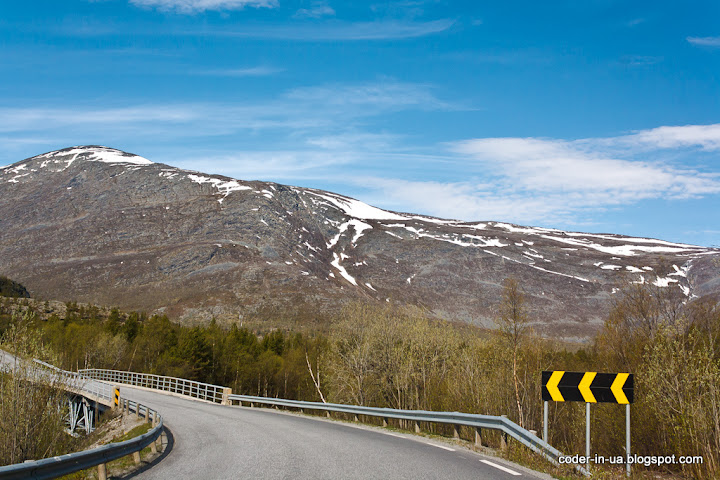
[121,386,550,480]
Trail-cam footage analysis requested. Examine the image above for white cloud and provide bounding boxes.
[687,36,720,47]
[56,15,454,40]
[171,150,353,181]
[197,19,455,40]
[294,4,335,19]
[451,133,720,203]
[0,80,448,138]
[285,81,448,109]
[305,132,400,150]
[355,177,582,224]
[623,124,720,150]
[129,0,277,13]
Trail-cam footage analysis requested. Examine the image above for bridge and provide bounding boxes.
[1,351,582,479]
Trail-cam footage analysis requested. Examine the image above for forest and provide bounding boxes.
[1,278,719,478]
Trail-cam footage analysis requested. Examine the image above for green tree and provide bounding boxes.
[178,327,212,381]
[0,277,29,298]
[0,313,71,465]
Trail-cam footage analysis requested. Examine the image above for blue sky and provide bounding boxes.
[2,1,720,246]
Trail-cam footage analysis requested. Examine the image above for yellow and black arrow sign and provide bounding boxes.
[542,371,633,404]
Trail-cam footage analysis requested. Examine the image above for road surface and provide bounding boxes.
[121,386,550,480]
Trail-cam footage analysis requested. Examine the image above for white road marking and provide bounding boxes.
[430,444,455,451]
[382,432,405,438]
[480,459,522,476]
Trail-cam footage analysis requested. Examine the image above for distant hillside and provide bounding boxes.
[1,146,719,340]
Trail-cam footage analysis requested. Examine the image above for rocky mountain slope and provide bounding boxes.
[1,146,718,340]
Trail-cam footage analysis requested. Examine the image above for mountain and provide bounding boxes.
[1,146,718,340]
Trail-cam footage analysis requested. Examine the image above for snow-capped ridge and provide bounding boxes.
[34,146,153,166]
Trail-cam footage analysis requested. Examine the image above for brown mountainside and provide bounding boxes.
[1,146,718,340]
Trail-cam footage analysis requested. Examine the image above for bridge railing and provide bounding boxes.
[78,366,587,476]
[79,368,229,404]
[0,354,165,480]
[33,359,113,403]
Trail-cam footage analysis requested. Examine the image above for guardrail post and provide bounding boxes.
[132,451,141,465]
[500,415,508,450]
[354,415,359,422]
[326,411,331,418]
[474,427,482,447]
[136,404,141,420]
[98,463,107,480]
[414,421,421,434]
[382,418,388,427]
[453,424,460,439]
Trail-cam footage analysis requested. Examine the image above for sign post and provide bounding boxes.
[542,371,634,477]
[626,403,631,478]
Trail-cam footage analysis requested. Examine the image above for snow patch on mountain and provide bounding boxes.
[307,191,407,221]
[331,252,357,286]
[187,174,251,203]
[327,219,373,248]
[39,146,152,167]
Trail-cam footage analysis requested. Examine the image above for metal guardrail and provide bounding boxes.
[229,394,590,476]
[78,366,587,476]
[0,415,163,480]
[79,368,228,404]
[0,353,165,480]
[33,359,113,403]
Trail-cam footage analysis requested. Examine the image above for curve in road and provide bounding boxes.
[121,386,550,480]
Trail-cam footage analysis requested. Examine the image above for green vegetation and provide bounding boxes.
[0,312,74,466]
[0,276,29,298]
[111,423,152,443]
[1,278,718,478]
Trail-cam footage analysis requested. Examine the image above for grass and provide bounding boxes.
[58,420,159,479]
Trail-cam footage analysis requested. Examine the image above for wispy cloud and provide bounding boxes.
[443,48,553,66]
[192,66,283,77]
[451,129,720,203]
[44,16,454,41]
[0,80,453,167]
[294,3,335,19]
[625,18,646,27]
[195,19,455,41]
[284,82,450,110]
[358,177,577,223]
[171,150,353,181]
[305,132,401,151]
[622,124,720,150]
[129,0,277,14]
[687,36,720,47]
[618,55,663,67]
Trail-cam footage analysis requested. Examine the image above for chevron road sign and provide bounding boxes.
[541,371,634,404]
[541,370,635,477]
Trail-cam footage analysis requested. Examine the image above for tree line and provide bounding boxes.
[1,277,718,478]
